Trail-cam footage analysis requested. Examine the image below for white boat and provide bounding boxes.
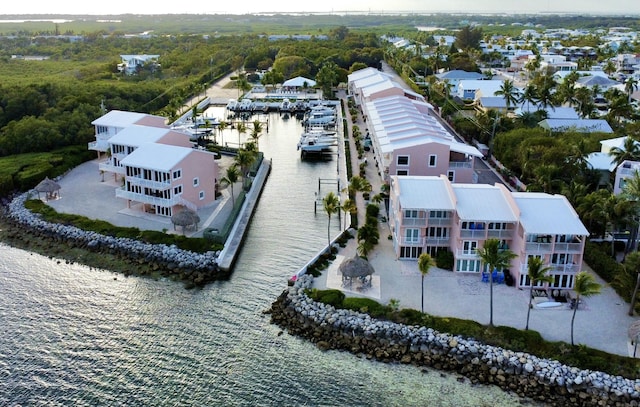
[297,129,337,152]
[226,99,238,111]
[304,115,336,126]
[279,98,293,112]
[237,98,253,111]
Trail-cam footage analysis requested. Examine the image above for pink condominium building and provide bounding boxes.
[389,175,588,291]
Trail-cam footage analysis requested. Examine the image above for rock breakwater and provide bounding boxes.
[270,275,640,406]
[2,192,221,286]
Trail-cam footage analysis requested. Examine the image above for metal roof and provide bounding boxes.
[512,192,589,236]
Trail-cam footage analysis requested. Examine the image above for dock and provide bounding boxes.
[216,158,272,271]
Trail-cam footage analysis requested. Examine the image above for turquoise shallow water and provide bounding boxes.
[0,112,535,406]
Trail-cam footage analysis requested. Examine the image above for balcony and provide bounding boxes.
[88,140,109,152]
[486,229,515,239]
[456,249,479,259]
[126,176,171,190]
[98,162,125,175]
[448,161,473,169]
[427,217,452,226]
[115,189,180,207]
[399,236,424,246]
[550,263,580,274]
[459,229,487,239]
[525,242,553,253]
[95,131,112,141]
[402,217,427,227]
[553,242,583,253]
[425,237,450,246]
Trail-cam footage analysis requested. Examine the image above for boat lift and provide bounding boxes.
[314,177,342,223]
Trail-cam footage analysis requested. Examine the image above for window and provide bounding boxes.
[400,246,423,259]
[397,155,409,166]
[397,170,408,176]
[404,228,420,243]
[462,240,478,254]
[172,169,182,180]
[429,155,437,167]
[447,170,454,181]
[199,191,205,200]
[427,227,448,238]
[173,185,183,195]
[456,259,481,272]
[429,211,448,218]
[404,210,419,218]
[193,177,200,187]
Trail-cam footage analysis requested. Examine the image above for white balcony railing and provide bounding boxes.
[427,217,452,226]
[402,217,427,227]
[486,229,515,239]
[115,189,180,207]
[425,237,450,246]
[456,249,480,259]
[520,263,579,274]
[553,242,583,253]
[459,229,487,239]
[399,237,424,246]
[126,176,171,190]
[88,140,109,152]
[98,162,125,175]
[525,242,553,253]
[448,161,473,169]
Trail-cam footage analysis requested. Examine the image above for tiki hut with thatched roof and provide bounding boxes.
[34,177,61,201]
[171,207,200,234]
[339,255,375,288]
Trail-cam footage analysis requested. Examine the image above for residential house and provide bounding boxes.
[455,79,506,102]
[434,70,485,91]
[116,143,219,217]
[389,175,588,291]
[89,110,167,155]
[98,125,192,179]
[614,160,640,195]
[118,54,160,75]
[363,95,482,183]
[538,118,614,134]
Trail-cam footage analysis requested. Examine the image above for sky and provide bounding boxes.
[0,0,639,16]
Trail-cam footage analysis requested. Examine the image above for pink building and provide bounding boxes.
[116,143,219,217]
[98,125,192,179]
[89,110,167,155]
[389,175,588,291]
[363,94,483,183]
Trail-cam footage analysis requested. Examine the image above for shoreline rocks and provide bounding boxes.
[2,192,222,286]
[269,274,640,406]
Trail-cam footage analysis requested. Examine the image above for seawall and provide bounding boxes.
[270,275,640,407]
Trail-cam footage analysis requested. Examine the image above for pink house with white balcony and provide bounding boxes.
[364,95,483,183]
[88,110,167,155]
[98,125,192,180]
[116,143,219,217]
[389,175,588,291]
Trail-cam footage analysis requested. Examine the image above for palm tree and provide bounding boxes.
[520,83,540,112]
[570,271,602,346]
[250,120,264,150]
[418,253,436,313]
[476,238,517,326]
[322,191,340,254]
[524,257,553,330]
[236,121,247,148]
[494,80,521,112]
[341,198,357,230]
[625,252,640,315]
[220,165,240,206]
[625,77,639,103]
[609,136,640,168]
[217,120,228,146]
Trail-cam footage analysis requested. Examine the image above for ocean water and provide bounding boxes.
[0,112,534,406]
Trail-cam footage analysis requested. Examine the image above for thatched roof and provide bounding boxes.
[339,256,375,278]
[171,207,200,227]
[34,177,61,193]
